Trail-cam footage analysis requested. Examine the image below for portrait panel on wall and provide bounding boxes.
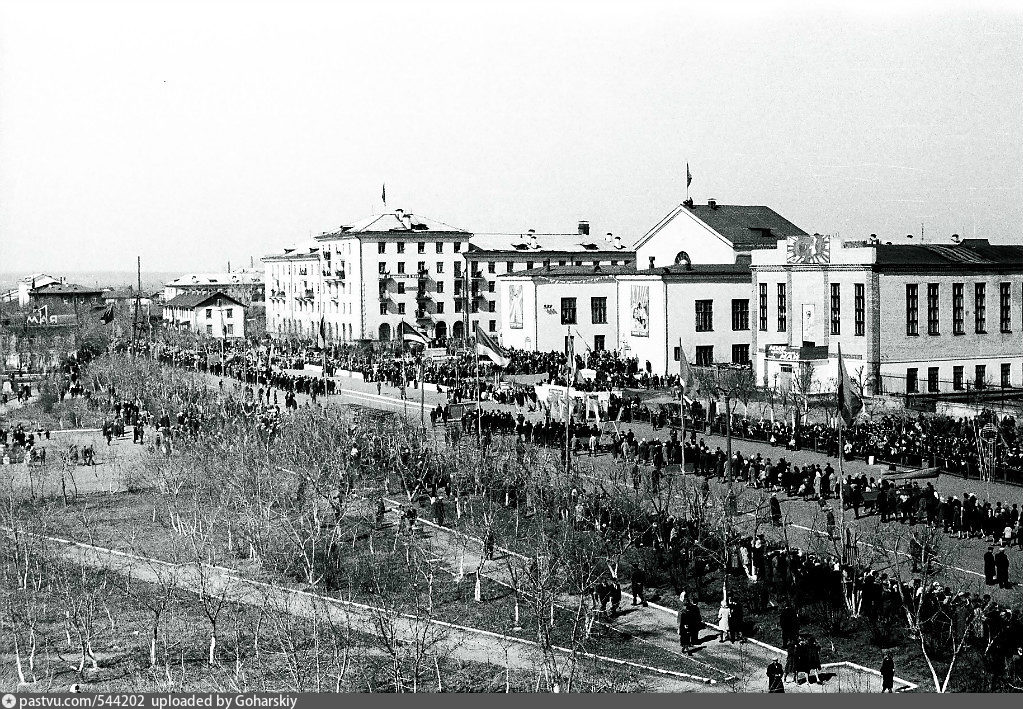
[630,285,650,337]
[508,284,523,329]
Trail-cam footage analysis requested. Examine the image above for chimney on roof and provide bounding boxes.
[529,229,540,249]
[395,208,404,219]
[707,198,718,209]
[683,198,694,208]
[952,233,961,243]
[544,259,551,271]
[648,256,656,269]
[578,220,590,236]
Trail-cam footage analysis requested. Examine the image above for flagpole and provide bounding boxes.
[475,327,482,443]
[420,357,425,430]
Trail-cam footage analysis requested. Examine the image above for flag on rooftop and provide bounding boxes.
[475,324,510,368]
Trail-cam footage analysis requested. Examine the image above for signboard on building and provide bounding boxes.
[786,234,831,264]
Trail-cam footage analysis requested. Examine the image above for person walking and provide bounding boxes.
[995,547,1010,589]
[432,496,445,527]
[770,494,783,527]
[984,546,997,585]
[630,567,648,606]
[767,658,785,693]
[880,652,895,693]
[717,601,731,643]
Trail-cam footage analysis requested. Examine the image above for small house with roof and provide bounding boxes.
[162,292,246,339]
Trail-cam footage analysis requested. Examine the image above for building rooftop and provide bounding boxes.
[468,231,629,254]
[163,292,246,309]
[635,200,809,251]
[316,210,470,238]
[871,239,1023,269]
[31,282,104,295]
[166,270,264,287]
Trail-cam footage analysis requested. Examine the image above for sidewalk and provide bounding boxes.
[383,497,914,693]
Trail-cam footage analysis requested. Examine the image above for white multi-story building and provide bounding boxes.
[162,292,246,339]
[265,210,473,344]
[498,261,753,375]
[751,236,1023,396]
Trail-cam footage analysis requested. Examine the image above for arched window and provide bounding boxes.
[378,323,392,341]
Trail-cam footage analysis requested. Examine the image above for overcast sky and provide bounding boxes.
[1,0,1021,274]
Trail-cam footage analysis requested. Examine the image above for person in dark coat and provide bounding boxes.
[767,658,785,692]
[631,567,648,606]
[984,546,997,585]
[686,598,702,646]
[770,494,783,527]
[779,603,799,647]
[432,496,445,526]
[880,652,895,692]
[995,548,1010,589]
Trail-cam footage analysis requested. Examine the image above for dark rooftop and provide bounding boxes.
[683,203,808,247]
[163,292,246,309]
[872,239,1023,270]
[505,261,751,278]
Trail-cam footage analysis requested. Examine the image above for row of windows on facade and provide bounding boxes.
[905,363,1017,393]
[556,297,751,331]
[203,324,234,335]
[374,259,618,276]
[904,282,1017,337]
[378,300,495,316]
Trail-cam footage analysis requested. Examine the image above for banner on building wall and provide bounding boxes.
[508,284,524,329]
[801,303,816,342]
[630,285,650,337]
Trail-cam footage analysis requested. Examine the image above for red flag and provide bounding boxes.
[837,344,862,427]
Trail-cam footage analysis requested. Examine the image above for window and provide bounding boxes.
[906,368,918,393]
[397,282,405,294]
[226,324,234,336]
[397,303,406,315]
[758,284,768,331]
[731,299,749,331]
[507,262,514,273]
[488,281,495,293]
[1000,282,1011,332]
[695,346,714,366]
[1001,362,1011,388]
[454,262,462,276]
[205,308,212,319]
[454,281,462,295]
[927,283,939,335]
[526,261,534,270]
[594,335,605,352]
[226,308,233,319]
[397,242,405,254]
[952,283,964,335]
[378,242,386,254]
[830,283,841,335]
[436,262,444,273]
[455,300,462,313]
[379,303,388,315]
[436,281,444,294]
[906,284,919,335]
[417,261,425,273]
[378,262,386,274]
[486,319,495,332]
[591,297,608,324]
[397,262,405,274]
[454,242,461,252]
[777,284,787,331]
[975,283,986,333]
[418,242,425,254]
[489,301,496,313]
[927,367,939,393]
[436,242,443,254]
[953,365,964,391]
[206,324,213,334]
[487,262,496,274]
[436,302,444,314]
[731,344,750,365]
[561,297,577,324]
[558,260,567,266]
[854,283,865,336]
[975,364,986,389]
[695,300,713,332]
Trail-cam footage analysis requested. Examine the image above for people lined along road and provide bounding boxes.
[714,411,1022,484]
